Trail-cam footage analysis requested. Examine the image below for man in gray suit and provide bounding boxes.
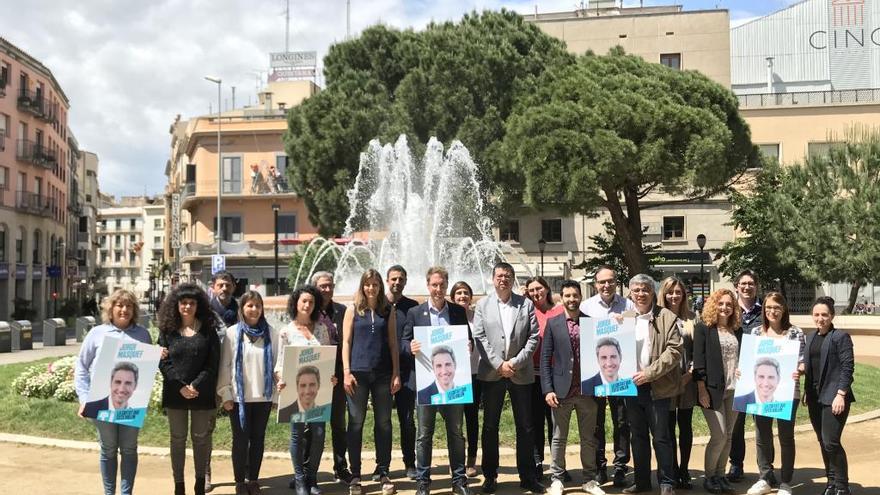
[473,262,545,494]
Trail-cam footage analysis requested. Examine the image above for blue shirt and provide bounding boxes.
[429,301,451,327]
[350,309,391,373]
[74,322,152,404]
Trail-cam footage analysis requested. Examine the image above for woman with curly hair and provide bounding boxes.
[74,289,151,495]
[157,283,222,495]
[693,289,742,494]
[658,277,698,489]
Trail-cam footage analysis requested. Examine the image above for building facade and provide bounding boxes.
[165,80,321,293]
[0,37,71,320]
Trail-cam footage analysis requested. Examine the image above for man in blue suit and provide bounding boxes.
[401,266,472,495]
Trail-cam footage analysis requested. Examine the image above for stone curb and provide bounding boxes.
[3,409,879,462]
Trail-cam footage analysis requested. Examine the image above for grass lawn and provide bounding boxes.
[2,357,878,452]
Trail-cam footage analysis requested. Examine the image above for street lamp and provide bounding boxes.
[204,75,222,254]
[272,203,280,296]
[538,238,547,277]
[696,233,707,297]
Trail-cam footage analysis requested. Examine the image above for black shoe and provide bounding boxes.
[726,465,743,483]
[823,484,836,495]
[416,483,430,495]
[613,469,627,488]
[519,480,546,494]
[622,484,652,494]
[702,477,722,495]
[562,470,572,483]
[535,465,546,482]
[292,479,309,495]
[335,469,354,485]
[597,469,609,485]
[481,478,497,494]
[718,477,735,494]
[677,471,692,490]
[453,483,471,495]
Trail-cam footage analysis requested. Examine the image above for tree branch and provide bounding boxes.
[642,169,753,210]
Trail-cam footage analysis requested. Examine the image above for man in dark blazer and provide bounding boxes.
[473,262,544,494]
[387,264,420,480]
[312,271,353,483]
[803,297,855,495]
[401,266,472,495]
[540,280,603,495]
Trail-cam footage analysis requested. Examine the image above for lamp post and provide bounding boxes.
[538,238,547,277]
[204,76,222,254]
[272,203,280,296]
[696,233,707,297]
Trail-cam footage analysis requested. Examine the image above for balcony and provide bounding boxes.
[0,77,5,97]
[0,131,5,152]
[17,89,57,122]
[16,140,56,169]
[737,88,880,108]
[16,191,54,218]
[182,182,195,201]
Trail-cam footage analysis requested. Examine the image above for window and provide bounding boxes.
[17,171,25,192]
[32,231,40,264]
[276,154,289,175]
[154,235,162,245]
[541,219,563,243]
[115,219,121,229]
[0,113,8,138]
[758,144,780,165]
[278,214,297,239]
[663,216,685,240]
[130,219,136,229]
[214,216,243,242]
[0,166,7,190]
[660,53,681,70]
[154,218,163,229]
[100,236,107,247]
[129,234,136,243]
[222,156,242,193]
[115,235,121,246]
[101,251,108,264]
[114,251,121,263]
[807,141,844,158]
[499,220,520,242]
[129,251,136,264]
[15,228,24,263]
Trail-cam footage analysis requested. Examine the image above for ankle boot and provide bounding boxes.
[195,477,206,495]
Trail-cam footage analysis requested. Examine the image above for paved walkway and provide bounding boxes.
[0,337,80,365]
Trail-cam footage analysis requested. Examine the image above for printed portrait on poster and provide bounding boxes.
[414,325,473,406]
[278,346,335,423]
[580,317,637,397]
[734,334,800,420]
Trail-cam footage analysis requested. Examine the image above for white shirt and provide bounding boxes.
[635,311,654,372]
[580,293,635,319]
[496,294,518,346]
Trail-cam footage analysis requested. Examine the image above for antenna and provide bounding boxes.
[285,0,291,52]
[347,0,351,39]
[231,86,236,109]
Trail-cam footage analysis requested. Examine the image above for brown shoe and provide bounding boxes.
[466,465,478,478]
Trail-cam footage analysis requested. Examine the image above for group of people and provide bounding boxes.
[73,263,855,495]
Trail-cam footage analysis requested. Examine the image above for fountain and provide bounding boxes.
[291,135,512,296]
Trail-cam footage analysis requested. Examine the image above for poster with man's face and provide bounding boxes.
[84,335,161,428]
[580,317,637,396]
[414,325,473,405]
[277,346,335,423]
[734,334,799,420]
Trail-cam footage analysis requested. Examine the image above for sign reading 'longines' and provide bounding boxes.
[809,0,880,49]
[269,51,317,68]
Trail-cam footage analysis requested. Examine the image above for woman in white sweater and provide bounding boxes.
[217,290,282,495]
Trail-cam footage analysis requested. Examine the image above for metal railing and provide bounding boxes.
[737,88,880,108]
[0,131,5,152]
[16,140,56,169]
[17,88,57,121]
[16,191,54,217]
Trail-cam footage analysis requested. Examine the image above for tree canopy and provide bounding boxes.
[284,10,573,235]
[503,49,760,274]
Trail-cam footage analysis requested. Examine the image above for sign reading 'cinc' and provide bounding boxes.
[809,0,880,50]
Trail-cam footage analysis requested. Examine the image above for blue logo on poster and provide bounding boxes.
[594,378,637,397]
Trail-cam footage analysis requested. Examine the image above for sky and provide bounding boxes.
[0,0,800,199]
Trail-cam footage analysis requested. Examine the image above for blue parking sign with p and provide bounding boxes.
[211,254,226,275]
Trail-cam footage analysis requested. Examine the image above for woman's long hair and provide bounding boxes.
[353,269,389,316]
[657,276,695,320]
[701,288,742,329]
[157,283,217,334]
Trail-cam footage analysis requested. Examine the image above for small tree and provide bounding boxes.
[578,221,659,287]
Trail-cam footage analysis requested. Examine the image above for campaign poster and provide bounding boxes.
[580,317,637,397]
[278,346,335,423]
[414,325,473,406]
[83,335,161,428]
[734,334,800,420]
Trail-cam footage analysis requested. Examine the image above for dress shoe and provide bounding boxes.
[416,483,430,495]
[718,477,736,494]
[702,476,722,495]
[726,465,744,483]
[613,468,627,487]
[597,469,609,485]
[481,477,497,494]
[562,470,572,482]
[452,483,472,495]
[677,470,692,490]
[520,480,547,494]
[335,469,354,485]
[622,484,652,494]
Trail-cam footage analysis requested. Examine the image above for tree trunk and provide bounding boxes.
[845,280,862,314]
[603,185,649,277]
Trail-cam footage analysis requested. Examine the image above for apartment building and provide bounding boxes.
[66,135,100,301]
[165,80,321,293]
[0,36,71,319]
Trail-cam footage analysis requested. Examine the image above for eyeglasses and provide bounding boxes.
[631,288,652,295]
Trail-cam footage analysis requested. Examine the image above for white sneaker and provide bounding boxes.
[549,479,565,495]
[747,480,772,495]
[583,479,606,495]
[778,483,792,495]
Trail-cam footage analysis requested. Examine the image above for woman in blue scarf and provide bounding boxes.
[217,290,281,495]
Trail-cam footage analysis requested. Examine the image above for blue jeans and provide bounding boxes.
[290,421,326,485]
[416,403,466,486]
[346,371,393,478]
[626,385,675,489]
[93,419,139,495]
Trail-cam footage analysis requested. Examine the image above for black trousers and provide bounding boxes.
[330,379,349,473]
[754,400,798,484]
[394,386,417,469]
[532,380,554,469]
[728,411,746,469]
[808,400,850,490]
[464,376,482,461]
[229,402,273,483]
[669,407,694,478]
[626,386,675,489]
[595,396,631,472]
[481,378,536,482]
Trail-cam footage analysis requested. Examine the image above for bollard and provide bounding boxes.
[10,320,33,352]
[43,318,68,346]
[76,316,96,343]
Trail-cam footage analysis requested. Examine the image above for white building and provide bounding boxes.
[96,206,147,299]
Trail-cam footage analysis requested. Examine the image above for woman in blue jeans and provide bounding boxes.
[74,289,152,495]
[342,269,401,495]
[277,285,334,495]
